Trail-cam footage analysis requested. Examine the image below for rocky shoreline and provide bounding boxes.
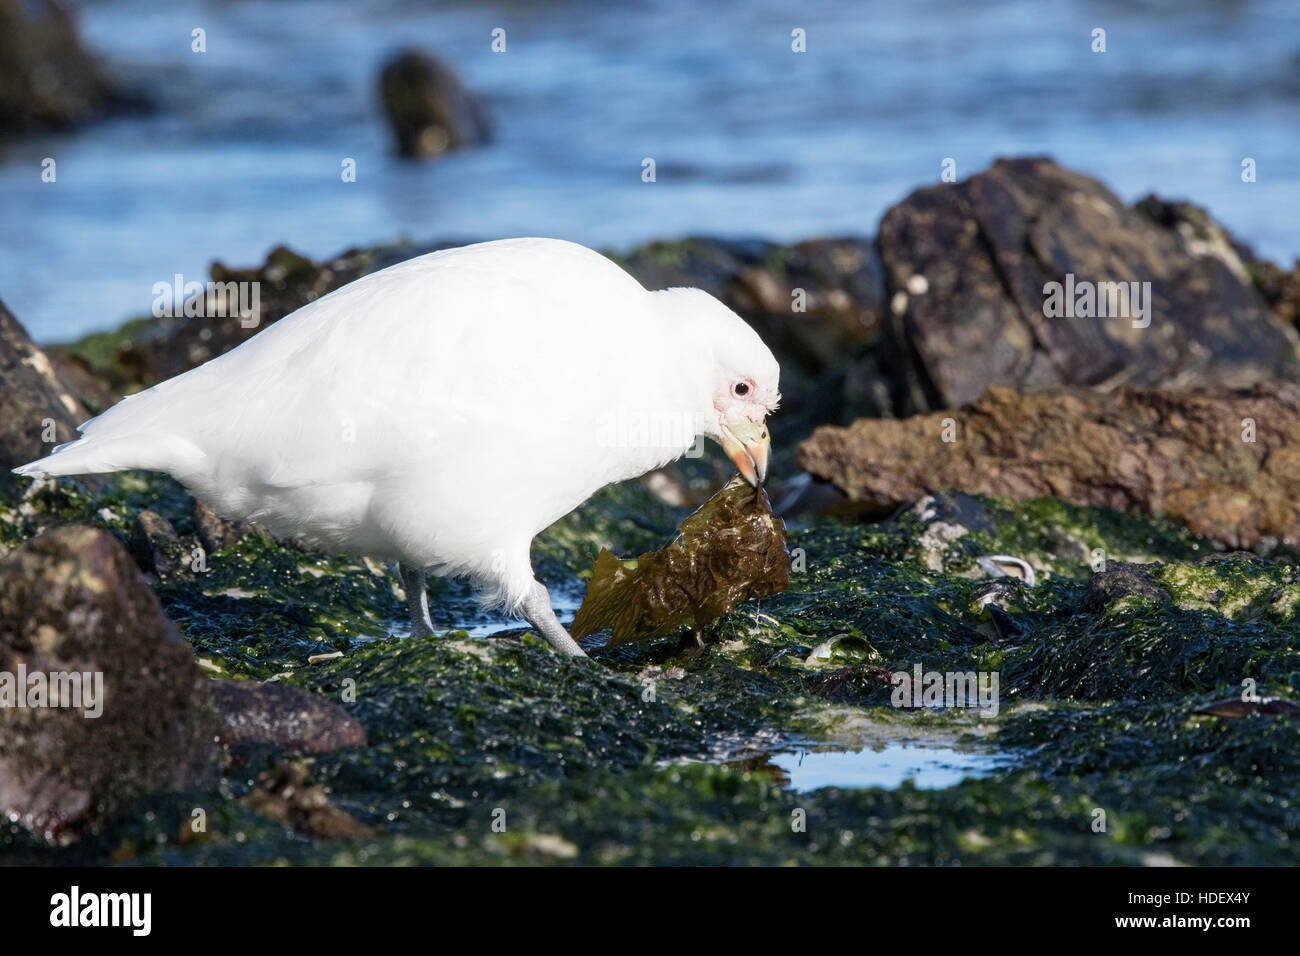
[2,157,1298,865]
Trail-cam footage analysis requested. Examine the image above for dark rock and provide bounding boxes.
[130,508,184,577]
[0,0,124,133]
[121,246,357,391]
[0,298,87,474]
[1136,194,1300,334]
[912,491,998,536]
[378,49,490,158]
[45,349,115,416]
[1083,562,1172,612]
[211,679,366,754]
[0,526,219,842]
[193,497,255,554]
[623,238,888,428]
[1251,258,1300,331]
[798,381,1300,549]
[875,157,1299,411]
[770,472,855,519]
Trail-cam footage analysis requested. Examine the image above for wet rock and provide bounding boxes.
[799,381,1300,549]
[0,298,87,475]
[0,526,219,842]
[1083,562,1172,612]
[211,679,366,754]
[876,157,1299,411]
[130,508,184,577]
[378,49,490,158]
[0,0,124,133]
[193,497,258,554]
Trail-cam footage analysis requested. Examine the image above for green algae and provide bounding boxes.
[46,316,156,384]
[893,493,1208,579]
[4,469,1299,866]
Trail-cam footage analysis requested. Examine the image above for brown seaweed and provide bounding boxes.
[571,475,790,647]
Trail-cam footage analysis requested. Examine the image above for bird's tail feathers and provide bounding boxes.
[12,432,205,480]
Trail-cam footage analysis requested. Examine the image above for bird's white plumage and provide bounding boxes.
[17,238,779,612]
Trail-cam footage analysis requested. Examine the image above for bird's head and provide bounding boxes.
[661,287,781,487]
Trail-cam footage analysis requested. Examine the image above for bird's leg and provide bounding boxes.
[400,563,437,638]
[520,581,587,658]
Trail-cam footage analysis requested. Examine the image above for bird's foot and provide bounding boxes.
[521,580,588,658]
[400,563,438,639]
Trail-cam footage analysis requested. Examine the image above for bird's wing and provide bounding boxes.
[56,239,692,496]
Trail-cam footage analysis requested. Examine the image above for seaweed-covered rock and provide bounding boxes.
[798,381,1300,548]
[9,467,1300,865]
[0,298,87,474]
[1251,257,1300,331]
[1082,562,1172,612]
[378,49,490,158]
[876,157,1299,411]
[0,0,123,133]
[0,526,218,841]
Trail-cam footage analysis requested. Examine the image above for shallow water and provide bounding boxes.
[381,575,584,639]
[2,0,1297,342]
[770,741,1006,791]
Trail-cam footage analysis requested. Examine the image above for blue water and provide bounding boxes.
[2,0,1297,342]
[771,742,1004,791]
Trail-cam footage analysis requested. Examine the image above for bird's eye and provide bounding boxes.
[732,381,751,399]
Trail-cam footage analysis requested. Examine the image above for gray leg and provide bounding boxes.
[520,580,587,658]
[401,563,436,638]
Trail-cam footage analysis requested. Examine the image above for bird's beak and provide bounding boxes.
[721,418,770,487]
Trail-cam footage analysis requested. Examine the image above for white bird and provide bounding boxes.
[15,238,780,657]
